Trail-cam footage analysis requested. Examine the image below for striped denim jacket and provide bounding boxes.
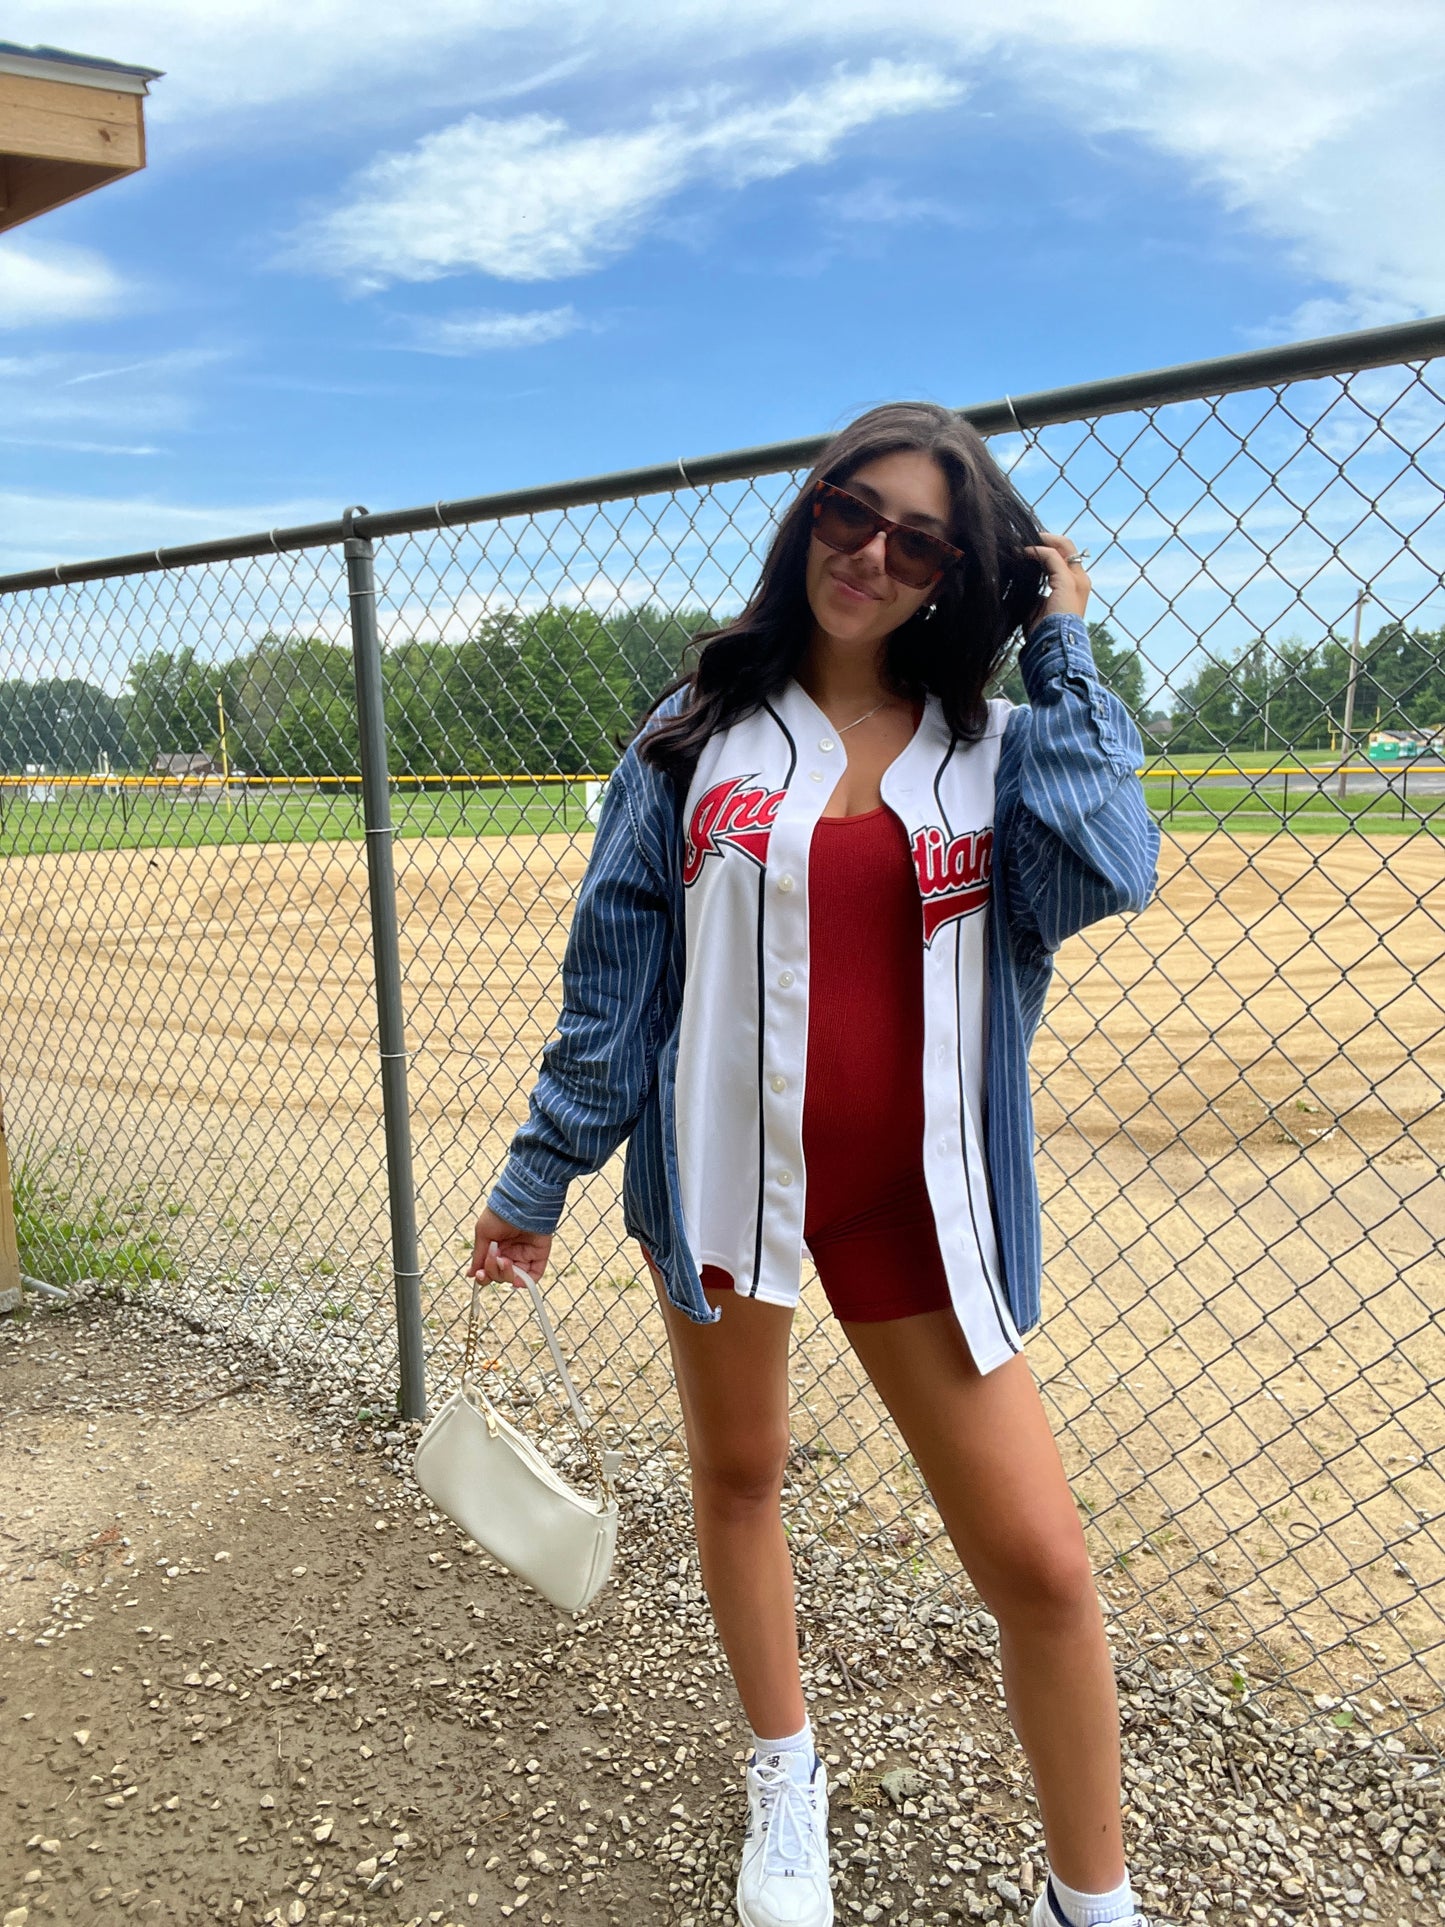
[487,613,1160,1339]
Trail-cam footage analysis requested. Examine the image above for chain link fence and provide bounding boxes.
[2,317,1441,1770]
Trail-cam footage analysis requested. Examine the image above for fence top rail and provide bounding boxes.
[2,313,1443,597]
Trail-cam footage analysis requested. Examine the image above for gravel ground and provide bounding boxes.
[1,1296,1440,1927]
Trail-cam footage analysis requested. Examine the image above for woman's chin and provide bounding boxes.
[809,598,892,646]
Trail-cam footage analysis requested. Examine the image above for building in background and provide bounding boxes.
[0,40,161,231]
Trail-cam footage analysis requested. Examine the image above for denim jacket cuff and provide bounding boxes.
[486,1166,568,1236]
[1018,612,1090,690]
[1016,613,1141,783]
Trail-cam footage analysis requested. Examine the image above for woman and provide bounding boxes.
[470,402,1162,1927]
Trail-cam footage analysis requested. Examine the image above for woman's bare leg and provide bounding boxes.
[841,1309,1125,1894]
[644,1252,804,1738]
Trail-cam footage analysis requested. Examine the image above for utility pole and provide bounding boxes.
[1337,589,1365,803]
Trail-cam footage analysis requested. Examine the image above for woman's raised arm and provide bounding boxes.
[996,571,1160,954]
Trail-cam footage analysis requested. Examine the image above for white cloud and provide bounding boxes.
[0,242,129,328]
[0,487,335,582]
[0,348,228,435]
[0,436,161,456]
[4,3,1441,326]
[817,178,974,228]
[401,306,586,353]
[680,64,963,185]
[1014,2,1445,317]
[292,61,964,286]
[1247,293,1425,348]
[300,113,680,285]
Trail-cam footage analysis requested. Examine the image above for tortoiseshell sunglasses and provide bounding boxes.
[811,480,966,590]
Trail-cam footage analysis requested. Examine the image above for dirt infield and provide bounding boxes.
[2,826,1441,1742]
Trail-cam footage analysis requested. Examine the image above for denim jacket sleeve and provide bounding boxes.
[997,612,1160,953]
[486,750,674,1234]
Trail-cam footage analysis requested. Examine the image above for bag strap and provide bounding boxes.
[517,1267,593,1433]
[463,1268,622,1486]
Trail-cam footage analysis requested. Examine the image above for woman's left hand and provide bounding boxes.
[1024,533,1091,636]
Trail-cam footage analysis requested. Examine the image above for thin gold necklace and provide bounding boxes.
[837,698,897,733]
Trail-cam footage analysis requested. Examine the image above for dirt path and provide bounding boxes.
[0,1302,666,1927]
[3,1299,1441,1927]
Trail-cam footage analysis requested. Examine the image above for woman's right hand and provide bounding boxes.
[468,1207,553,1290]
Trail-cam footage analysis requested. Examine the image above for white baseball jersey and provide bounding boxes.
[674,677,1021,1375]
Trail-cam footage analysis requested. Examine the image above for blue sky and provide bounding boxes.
[1,0,1441,603]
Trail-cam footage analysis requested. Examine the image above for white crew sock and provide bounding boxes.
[749,1717,815,1779]
[1043,1868,1137,1926]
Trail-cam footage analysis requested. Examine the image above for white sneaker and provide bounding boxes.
[1030,1878,1155,1927]
[736,1750,834,1927]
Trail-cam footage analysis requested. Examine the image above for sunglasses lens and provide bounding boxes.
[887,527,949,589]
[813,482,961,590]
[814,488,878,554]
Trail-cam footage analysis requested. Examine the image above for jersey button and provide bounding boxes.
[777,1170,793,1187]
[809,770,823,781]
[770,1075,787,1093]
[777,970,795,988]
[777,874,795,893]
[818,737,836,752]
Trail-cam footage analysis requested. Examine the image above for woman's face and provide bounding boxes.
[804,448,954,657]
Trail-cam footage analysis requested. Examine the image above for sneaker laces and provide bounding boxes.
[752,1757,824,1877]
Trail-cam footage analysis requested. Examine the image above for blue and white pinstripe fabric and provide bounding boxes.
[487,612,1160,1338]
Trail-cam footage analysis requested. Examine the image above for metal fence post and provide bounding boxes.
[343,507,427,1420]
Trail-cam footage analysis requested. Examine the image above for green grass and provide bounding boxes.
[1143,778,1445,834]
[12,1147,180,1291]
[4,770,1442,859]
[0,781,597,859]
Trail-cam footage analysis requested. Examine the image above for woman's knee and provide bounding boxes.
[689,1429,791,1515]
[972,1524,1098,1630]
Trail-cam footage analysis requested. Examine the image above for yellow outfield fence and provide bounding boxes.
[5,760,1444,793]
[0,769,608,790]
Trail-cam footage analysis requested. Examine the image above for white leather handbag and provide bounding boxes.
[413,1267,621,1615]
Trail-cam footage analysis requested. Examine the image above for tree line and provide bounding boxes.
[0,605,701,780]
[1,608,1147,779]
[1166,623,1445,754]
[7,605,1433,778]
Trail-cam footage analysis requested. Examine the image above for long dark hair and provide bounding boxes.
[632,401,1045,781]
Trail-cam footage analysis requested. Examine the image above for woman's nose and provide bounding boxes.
[857,528,889,568]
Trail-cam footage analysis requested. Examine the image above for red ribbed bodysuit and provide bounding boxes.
[696,799,953,1323]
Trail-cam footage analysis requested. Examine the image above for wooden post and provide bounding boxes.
[0,1094,21,1314]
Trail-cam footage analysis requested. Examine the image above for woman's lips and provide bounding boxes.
[831,574,879,603]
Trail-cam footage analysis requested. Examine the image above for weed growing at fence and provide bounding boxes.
[13,1147,179,1290]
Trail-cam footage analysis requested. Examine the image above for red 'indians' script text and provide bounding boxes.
[683,777,785,885]
[911,825,993,942]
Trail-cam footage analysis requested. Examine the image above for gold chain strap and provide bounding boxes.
[462,1276,484,1381]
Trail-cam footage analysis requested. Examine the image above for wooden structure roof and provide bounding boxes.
[0,41,162,232]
